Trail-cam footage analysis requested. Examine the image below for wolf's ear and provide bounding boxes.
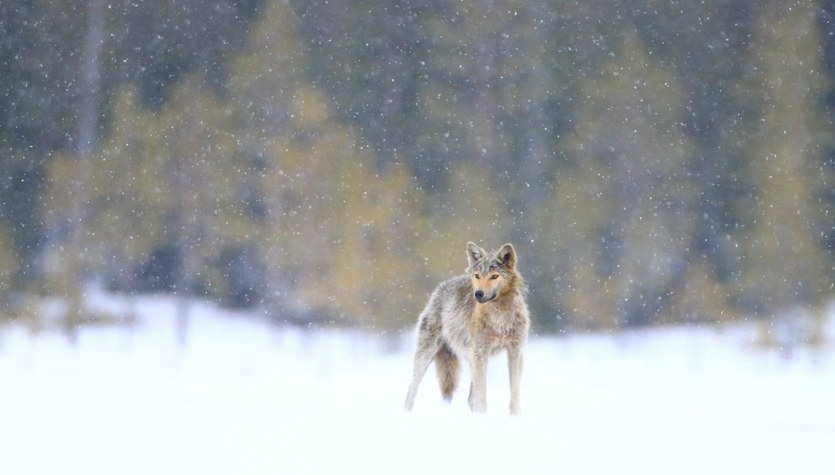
[497,243,516,269]
[467,242,484,267]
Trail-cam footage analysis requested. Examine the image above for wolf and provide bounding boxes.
[404,242,531,415]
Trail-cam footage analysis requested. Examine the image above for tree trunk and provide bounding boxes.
[63,0,105,340]
[78,0,104,156]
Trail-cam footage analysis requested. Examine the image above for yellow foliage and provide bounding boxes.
[667,262,737,324]
[419,163,512,280]
[293,86,331,126]
[734,0,831,315]
[0,227,16,297]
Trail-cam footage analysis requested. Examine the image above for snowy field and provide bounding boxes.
[2,292,835,475]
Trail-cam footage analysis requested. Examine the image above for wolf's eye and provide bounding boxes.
[474,274,481,280]
[490,274,499,280]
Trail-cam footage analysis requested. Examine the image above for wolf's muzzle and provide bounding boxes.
[474,290,496,303]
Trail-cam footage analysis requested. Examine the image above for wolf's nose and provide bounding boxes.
[474,290,484,300]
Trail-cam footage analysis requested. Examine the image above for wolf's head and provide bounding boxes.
[466,242,520,304]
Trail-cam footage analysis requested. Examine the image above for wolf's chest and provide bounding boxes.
[472,301,527,352]
[480,308,519,333]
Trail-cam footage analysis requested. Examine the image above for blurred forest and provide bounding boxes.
[1,0,835,339]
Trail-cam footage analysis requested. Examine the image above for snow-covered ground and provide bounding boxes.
[1,293,834,474]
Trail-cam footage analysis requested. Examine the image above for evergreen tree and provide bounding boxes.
[260,86,377,322]
[326,161,428,330]
[733,0,831,344]
[44,84,162,334]
[555,31,699,328]
[631,0,754,279]
[532,160,617,330]
[226,0,335,319]
[226,0,306,152]
[419,163,511,280]
[227,0,431,328]
[0,224,18,318]
[257,86,429,328]
[152,73,260,329]
[292,0,434,175]
[82,89,168,291]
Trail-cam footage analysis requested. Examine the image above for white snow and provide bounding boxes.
[1,292,834,474]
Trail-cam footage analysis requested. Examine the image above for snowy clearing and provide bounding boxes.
[1,293,834,475]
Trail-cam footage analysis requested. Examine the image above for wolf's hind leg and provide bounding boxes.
[404,335,441,411]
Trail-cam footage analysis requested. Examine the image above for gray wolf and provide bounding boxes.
[404,242,531,414]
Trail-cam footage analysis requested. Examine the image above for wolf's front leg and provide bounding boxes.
[507,346,523,415]
[468,350,488,413]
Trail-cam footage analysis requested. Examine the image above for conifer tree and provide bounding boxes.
[227,1,430,327]
[45,89,163,325]
[733,0,831,344]
[326,161,428,330]
[226,0,306,153]
[0,225,17,317]
[556,31,698,328]
[86,89,165,290]
[419,163,511,280]
[155,74,258,339]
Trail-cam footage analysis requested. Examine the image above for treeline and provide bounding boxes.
[2,0,835,336]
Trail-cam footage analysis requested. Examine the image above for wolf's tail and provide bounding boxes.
[434,343,460,401]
